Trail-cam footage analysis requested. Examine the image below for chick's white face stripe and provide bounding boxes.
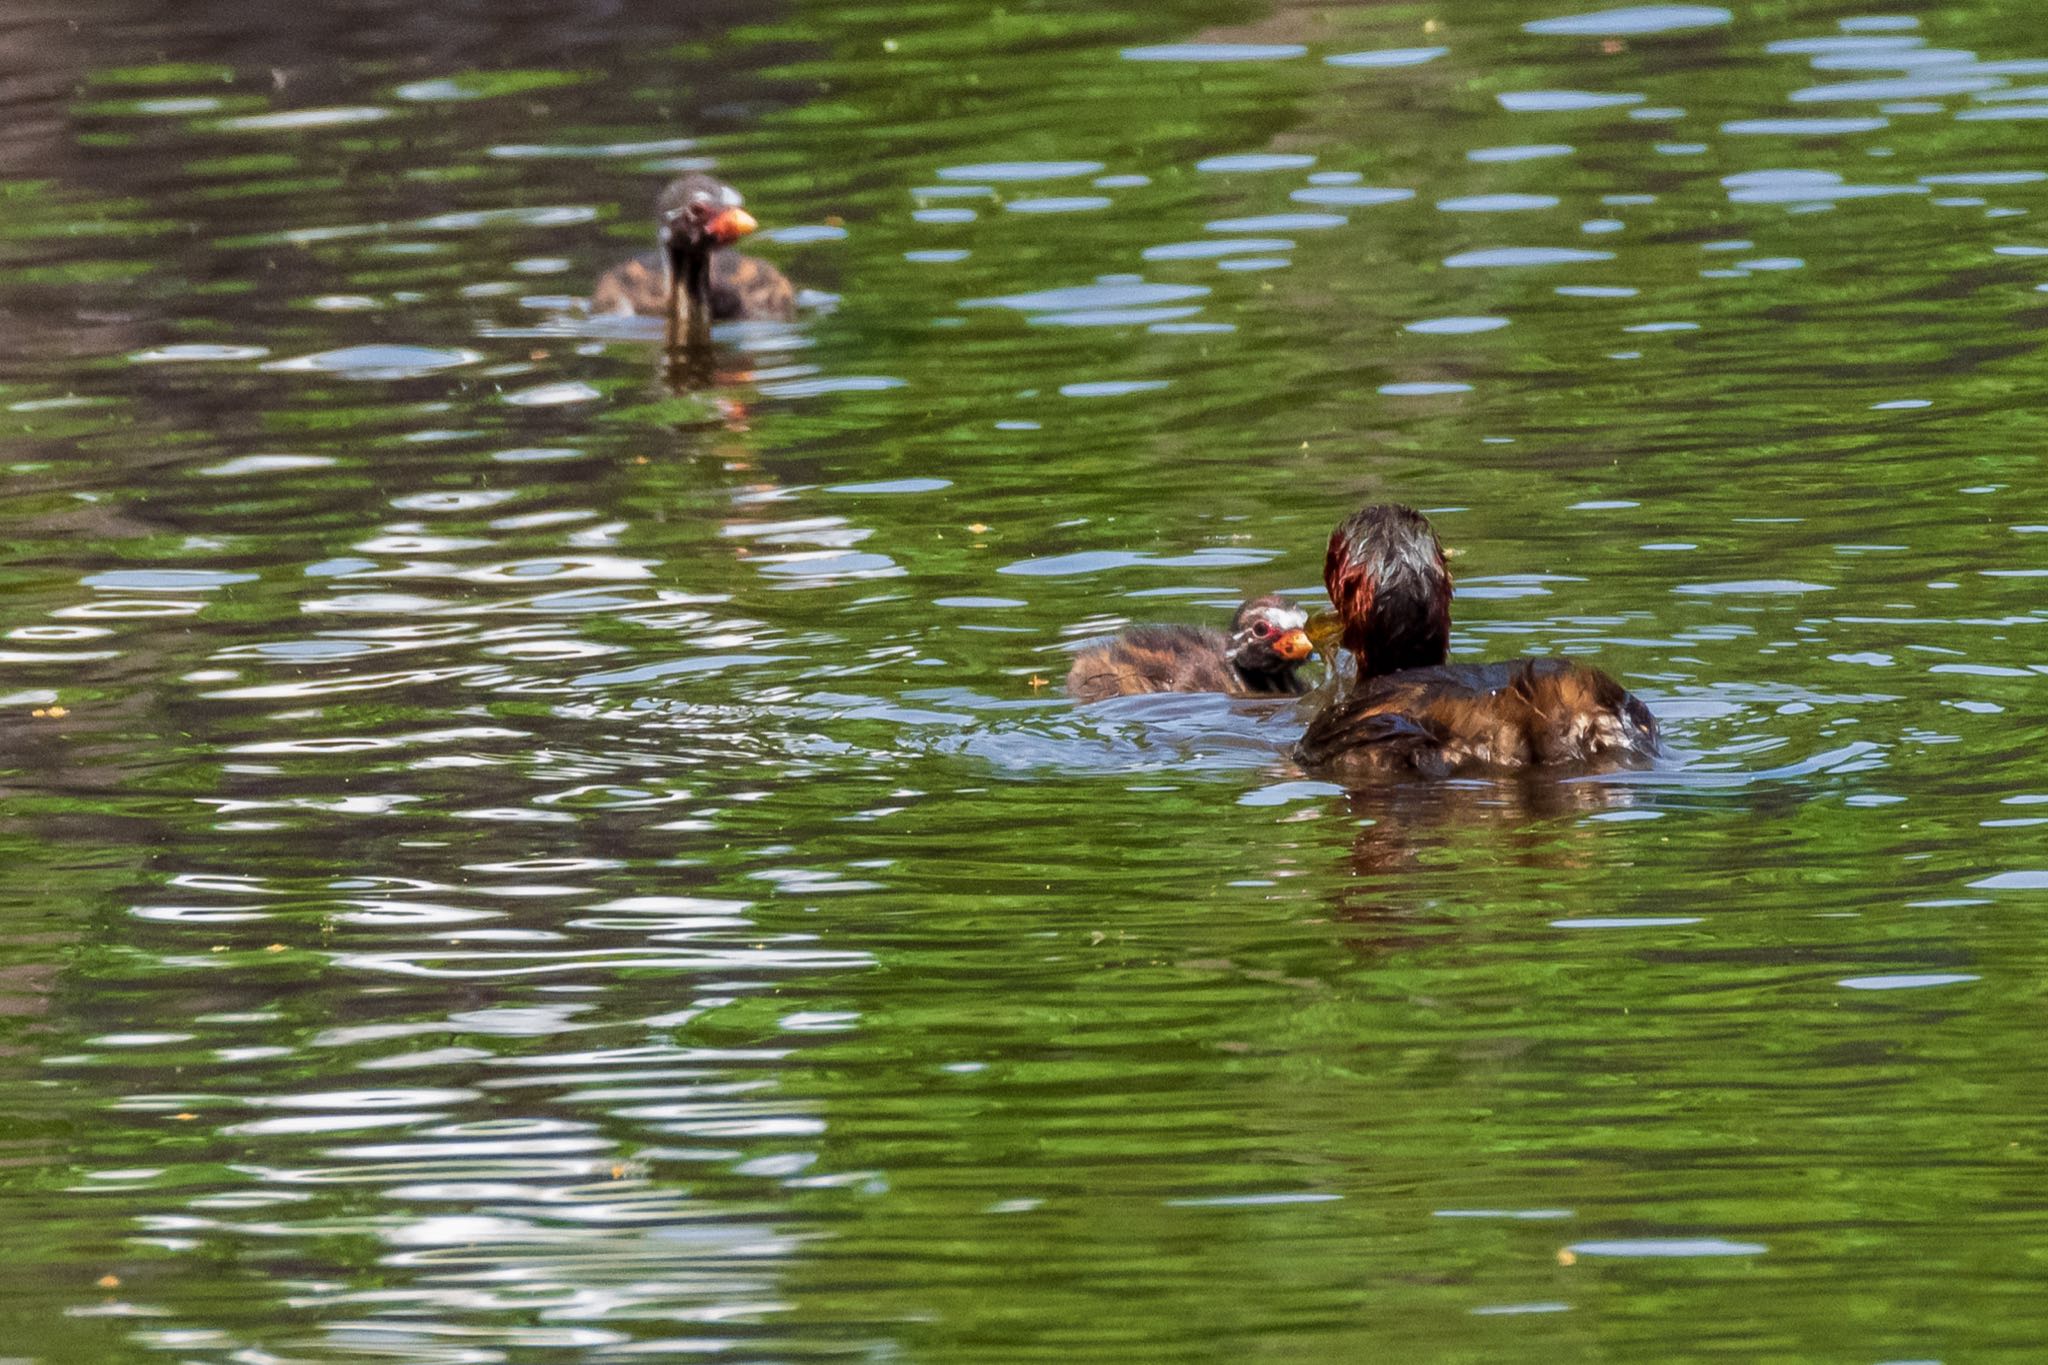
[1270,607,1308,630]
[685,186,741,213]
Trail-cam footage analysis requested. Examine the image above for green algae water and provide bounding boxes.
[3,0,2048,1359]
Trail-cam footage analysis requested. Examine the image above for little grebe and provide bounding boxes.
[590,173,797,346]
[1294,503,1658,776]
[1067,594,1314,702]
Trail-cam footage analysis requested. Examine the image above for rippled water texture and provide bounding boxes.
[4,0,2048,1359]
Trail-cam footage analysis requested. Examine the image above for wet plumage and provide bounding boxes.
[1295,656,1659,777]
[588,173,796,336]
[1067,595,1314,703]
[590,249,796,322]
[1295,504,1659,776]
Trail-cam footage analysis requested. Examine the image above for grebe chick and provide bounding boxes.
[1067,594,1314,702]
[590,173,796,346]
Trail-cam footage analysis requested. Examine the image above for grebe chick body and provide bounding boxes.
[589,174,795,340]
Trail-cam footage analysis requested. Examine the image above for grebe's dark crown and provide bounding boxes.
[1323,502,1452,677]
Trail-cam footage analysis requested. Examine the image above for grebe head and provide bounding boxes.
[1223,594,1314,680]
[655,173,758,263]
[1323,503,1452,678]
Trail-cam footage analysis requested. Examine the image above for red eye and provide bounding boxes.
[1252,621,1274,638]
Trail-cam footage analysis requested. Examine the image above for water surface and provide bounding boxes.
[4,0,2048,1359]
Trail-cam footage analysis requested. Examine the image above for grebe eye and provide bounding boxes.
[1251,621,1274,638]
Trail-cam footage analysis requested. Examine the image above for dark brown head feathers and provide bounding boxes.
[1324,503,1452,678]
